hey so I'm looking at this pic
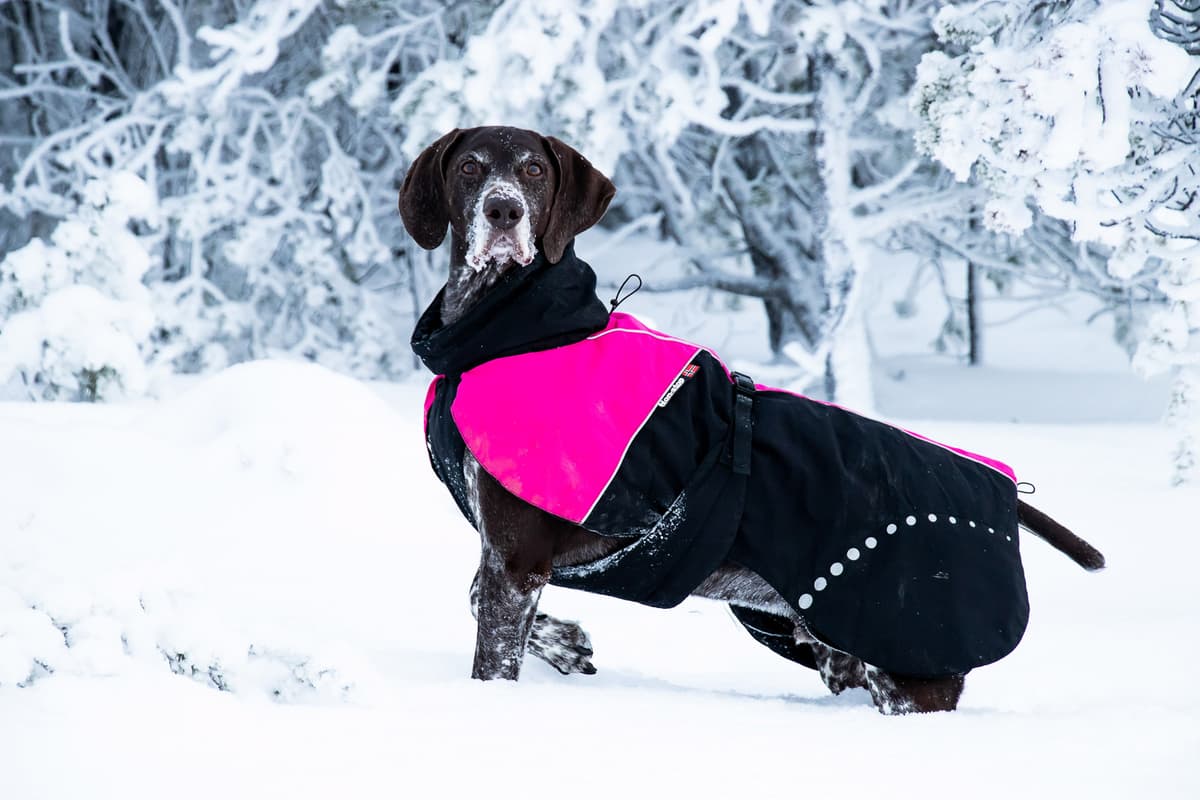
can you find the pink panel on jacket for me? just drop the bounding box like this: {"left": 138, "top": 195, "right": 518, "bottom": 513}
{"left": 451, "top": 313, "right": 701, "bottom": 524}
{"left": 423, "top": 376, "right": 440, "bottom": 434}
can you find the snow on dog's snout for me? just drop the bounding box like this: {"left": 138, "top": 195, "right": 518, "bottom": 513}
{"left": 466, "top": 179, "right": 535, "bottom": 272}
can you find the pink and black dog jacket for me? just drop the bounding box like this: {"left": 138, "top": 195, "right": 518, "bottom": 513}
{"left": 413, "top": 245, "right": 1029, "bottom": 679}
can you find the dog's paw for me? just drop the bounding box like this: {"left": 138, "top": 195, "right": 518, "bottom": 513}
{"left": 528, "top": 612, "right": 596, "bottom": 676}
{"left": 811, "top": 643, "right": 868, "bottom": 695}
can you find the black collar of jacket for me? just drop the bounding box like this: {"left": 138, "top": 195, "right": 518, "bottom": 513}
{"left": 411, "top": 242, "right": 611, "bottom": 376}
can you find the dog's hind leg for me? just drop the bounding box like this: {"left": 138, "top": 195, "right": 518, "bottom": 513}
{"left": 808, "top": 640, "right": 868, "bottom": 695}
{"left": 864, "top": 667, "right": 965, "bottom": 715}
{"left": 469, "top": 570, "right": 595, "bottom": 675}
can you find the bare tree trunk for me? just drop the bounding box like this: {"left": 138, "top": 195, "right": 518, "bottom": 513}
{"left": 967, "top": 259, "right": 982, "bottom": 366}
{"left": 725, "top": 130, "right": 823, "bottom": 361}
{"left": 815, "top": 57, "right": 873, "bottom": 411}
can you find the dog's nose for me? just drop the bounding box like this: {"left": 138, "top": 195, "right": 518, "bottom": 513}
{"left": 483, "top": 194, "right": 524, "bottom": 230}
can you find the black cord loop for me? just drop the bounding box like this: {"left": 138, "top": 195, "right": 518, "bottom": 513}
{"left": 609, "top": 273, "right": 643, "bottom": 313}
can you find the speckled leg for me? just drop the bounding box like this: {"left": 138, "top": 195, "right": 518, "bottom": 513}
{"left": 471, "top": 543, "right": 544, "bottom": 681}
{"left": 470, "top": 570, "right": 595, "bottom": 675}
{"left": 865, "top": 666, "right": 965, "bottom": 714}
{"left": 809, "top": 640, "right": 868, "bottom": 695}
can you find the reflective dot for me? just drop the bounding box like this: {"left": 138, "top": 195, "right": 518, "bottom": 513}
{"left": 830, "top": 562, "right": 844, "bottom": 576}
{"left": 928, "top": 513, "right": 938, "bottom": 523}
{"left": 865, "top": 537, "right": 878, "bottom": 549}
{"left": 847, "top": 548, "right": 861, "bottom": 561}
{"left": 949, "top": 516, "right": 957, "bottom": 524}
{"left": 989, "top": 527, "right": 995, "bottom": 533}
{"left": 798, "top": 593, "right": 814, "bottom": 609}
{"left": 905, "top": 515, "right": 917, "bottom": 526}
{"left": 969, "top": 521, "right": 977, "bottom": 528}
{"left": 886, "top": 524, "right": 898, "bottom": 535}
{"left": 1006, "top": 535, "right": 1012, "bottom": 542}
{"left": 814, "top": 577, "right": 828, "bottom": 591}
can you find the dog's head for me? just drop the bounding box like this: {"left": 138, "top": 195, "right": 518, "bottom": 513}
{"left": 398, "top": 126, "right": 615, "bottom": 271}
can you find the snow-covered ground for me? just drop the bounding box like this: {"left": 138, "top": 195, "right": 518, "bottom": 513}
{"left": 0, "top": 352, "right": 1196, "bottom": 798}
{"left": 0, "top": 240, "right": 1195, "bottom": 798}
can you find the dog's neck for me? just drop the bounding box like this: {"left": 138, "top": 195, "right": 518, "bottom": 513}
{"left": 442, "top": 236, "right": 519, "bottom": 326}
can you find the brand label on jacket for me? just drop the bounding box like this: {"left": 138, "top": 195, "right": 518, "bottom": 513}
{"left": 657, "top": 363, "right": 699, "bottom": 408}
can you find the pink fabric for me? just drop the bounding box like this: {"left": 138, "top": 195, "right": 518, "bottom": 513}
{"left": 432, "top": 312, "right": 1015, "bottom": 523}
{"left": 422, "top": 376, "right": 440, "bottom": 434}
{"left": 450, "top": 313, "right": 701, "bottom": 523}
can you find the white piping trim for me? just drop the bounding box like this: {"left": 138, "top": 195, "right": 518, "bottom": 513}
{"left": 580, "top": 348, "right": 703, "bottom": 523}
{"left": 586, "top": 327, "right": 702, "bottom": 348}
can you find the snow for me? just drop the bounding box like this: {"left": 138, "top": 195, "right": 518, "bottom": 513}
{"left": 914, "top": 0, "right": 1200, "bottom": 483}
{"left": 0, "top": 351, "right": 1196, "bottom": 797}
{"left": 0, "top": 172, "right": 159, "bottom": 400}
{"left": 466, "top": 178, "right": 535, "bottom": 271}
{"left": 1, "top": 1, "right": 1196, "bottom": 789}
{"left": 916, "top": 0, "right": 1200, "bottom": 238}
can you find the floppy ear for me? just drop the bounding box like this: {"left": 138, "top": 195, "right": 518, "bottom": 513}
{"left": 398, "top": 128, "right": 464, "bottom": 250}
{"left": 540, "top": 136, "right": 616, "bottom": 264}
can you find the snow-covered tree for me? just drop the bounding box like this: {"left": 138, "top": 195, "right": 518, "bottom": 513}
{"left": 0, "top": 0, "right": 483, "bottom": 394}
{"left": 0, "top": 173, "right": 158, "bottom": 400}
{"left": 396, "top": 0, "right": 986, "bottom": 408}
{"left": 914, "top": 0, "right": 1200, "bottom": 483}
{"left": 4, "top": 0, "right": 1197, "bottom": 487}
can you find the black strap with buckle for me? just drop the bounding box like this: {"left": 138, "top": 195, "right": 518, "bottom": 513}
{"left": 729, "top": 371, "right": 756, "bottom": 476}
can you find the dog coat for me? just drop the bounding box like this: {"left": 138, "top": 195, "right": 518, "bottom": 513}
{"left": 413, "top": 246, "right": 1029, "bottom": 679}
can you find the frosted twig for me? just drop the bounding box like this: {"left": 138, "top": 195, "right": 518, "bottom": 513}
{"left": 685, "top": 111, "right": 816, "bottom": 136}
{"left": 587, "top": 213, "right": 664, "bottom": 258}
{"left": 720, "top": 78, "right": 815, "bottom": 106}
{"left": 850, "top": 158, "right": 922, "bottom": 208}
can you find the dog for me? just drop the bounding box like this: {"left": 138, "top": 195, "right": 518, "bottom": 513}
{"left": 399, "top": 125, "right": 1105, "bottom": 714}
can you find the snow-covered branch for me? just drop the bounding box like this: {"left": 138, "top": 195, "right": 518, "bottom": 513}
{"left": 915, "top": 0, "right": 1200, "bottom": 483}
{"left": 0, "top": 0, "right": 463, "bottom": 396}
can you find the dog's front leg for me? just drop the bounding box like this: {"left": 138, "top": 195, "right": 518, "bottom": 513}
{"left": 471, "top": 538, "right": 550, "bottom": 680}
{"left": 467, "top": 455, "right": 557, "bottom": 681}
{"left": 470, "top": 570, "right": 596, "bottom": 676}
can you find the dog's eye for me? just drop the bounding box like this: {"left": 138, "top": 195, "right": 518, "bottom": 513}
{"left": 460, "top": 160, "right": 479, "bottom": 176}
{"left": 526, "top": 162, "right": 544, "bottom": 177}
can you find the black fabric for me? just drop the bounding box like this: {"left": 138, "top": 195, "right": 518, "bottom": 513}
{"left": 411, "top": 243, "right": 609, "bottom": 377}
{"left": 551, "top": 442, "right": 747, "bottom": 608}
{"left": 733, "top": 391, "right": 1027, "bottom": 677}
{"left": 424, "top": 376, "right": 475, "bottom": 527}
{"left": 417, "top": 251, "right": 1030, "bottom": 679}
{"left": 584, "top": 350, "right": 733, "bottom": 535}
{"left": 728, "top": 606, "right": 818, "bottom": 670}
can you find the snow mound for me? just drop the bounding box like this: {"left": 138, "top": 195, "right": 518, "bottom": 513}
{"left": 0, "top": 359, "right": 421, "bottom": 702}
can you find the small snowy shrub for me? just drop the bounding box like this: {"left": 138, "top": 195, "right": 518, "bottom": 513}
{"left": 1, "top": 0, "right": 466, "bottom": 392}
{"left": 0, "top": 173, "right": 158, "bottom": 401}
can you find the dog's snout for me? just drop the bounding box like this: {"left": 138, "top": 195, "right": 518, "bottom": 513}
{"left": 483, "top": 194, "right": 524, "bottom": 230}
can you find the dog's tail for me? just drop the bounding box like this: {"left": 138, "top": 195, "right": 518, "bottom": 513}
{"left": 1017, "top": 499, "right": 1105, "bottom": 572}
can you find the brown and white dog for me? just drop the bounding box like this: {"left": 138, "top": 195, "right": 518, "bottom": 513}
{"left": 399, "top": 125, "right": 1104, "bottom": 714}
